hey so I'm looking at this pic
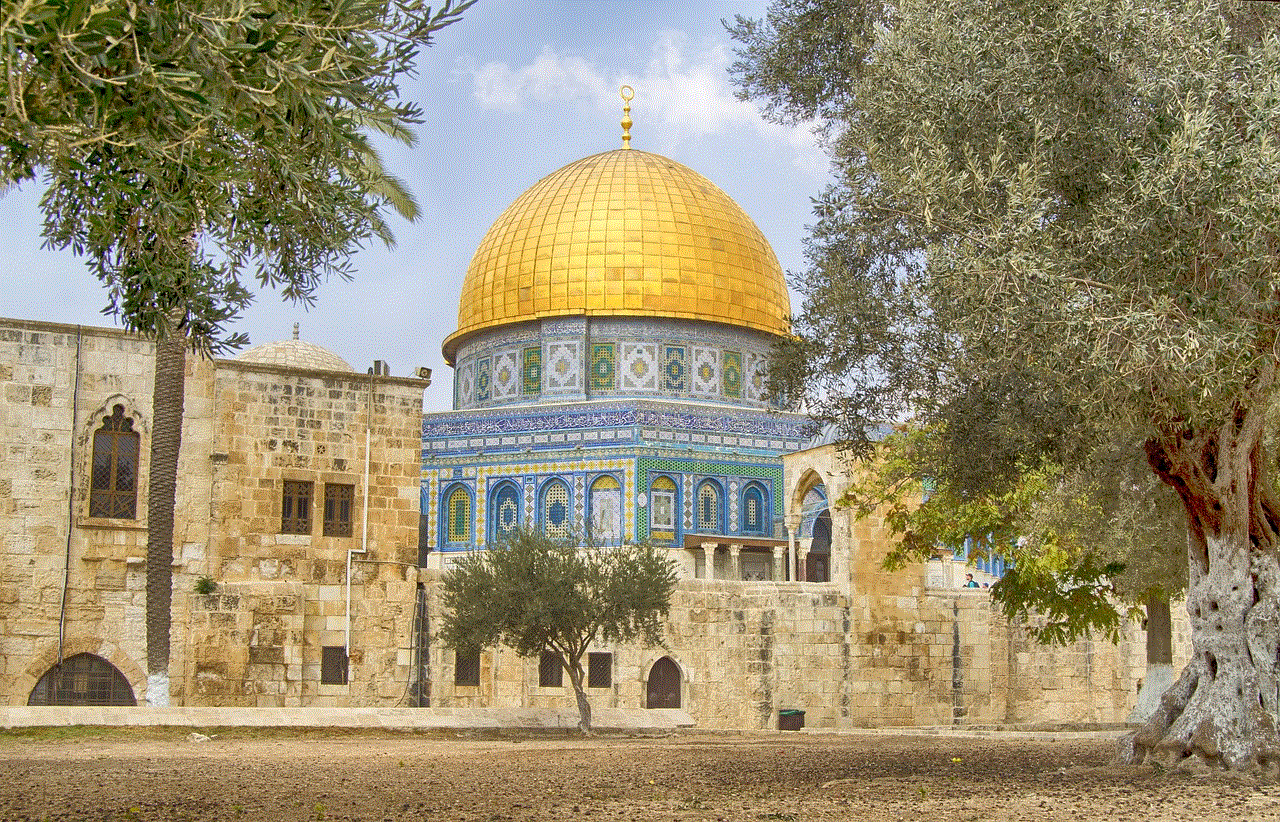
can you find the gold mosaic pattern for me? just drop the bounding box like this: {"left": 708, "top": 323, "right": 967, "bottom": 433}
{"left": 444, "top": 149, "right": 790, "bottom": 363}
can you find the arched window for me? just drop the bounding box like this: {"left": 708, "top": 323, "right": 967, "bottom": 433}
{"left": 807, "top": 509, "right": 832, "bottom": 583}
{"left": 489, "top": 481, "right": 521, "bottom": 544}
{"left": 28, "top": 654, "right": 136, "bottom": 706}
{"left": 649, "top": 476, "right": 678, "bottom": 544}
{"left": 90, "top": 405, "right": 139, "bottom": 519}
{"left": 741, "top": 482, "right": 767, "bottom": 536}
{"left": 696, "top": 480, "right": 723, "bottom": 534}
{"left": 443, "top": 484, "right": 472, "bottom": 547}
{"left": 540, "top": 479, "right": 571, "bottom": 541}
{"left": 589, "top": 475, "right": 622, "bottom": 544}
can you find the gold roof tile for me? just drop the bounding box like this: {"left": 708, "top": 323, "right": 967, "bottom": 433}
{"left": 443, "top": 149, "right": 790, "bottom": 364}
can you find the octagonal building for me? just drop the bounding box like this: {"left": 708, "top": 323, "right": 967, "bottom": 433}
{"left": 421, "top": 116, "right": 816, "bottom": 583}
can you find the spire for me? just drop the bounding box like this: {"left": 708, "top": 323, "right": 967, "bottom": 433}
{"left": 620, "top": 85, "right": 634, "bottom": 149}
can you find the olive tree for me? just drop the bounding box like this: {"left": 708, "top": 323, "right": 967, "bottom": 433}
{"left": 732, "top": 0, "right": 1280, "bottom": 769}
{"left": 438, "top": 528, "right": 679, "bottom": 732}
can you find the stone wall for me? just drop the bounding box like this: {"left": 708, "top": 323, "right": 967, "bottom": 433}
{"left": 0, "top": 318, "right": 427, "bottom": 708}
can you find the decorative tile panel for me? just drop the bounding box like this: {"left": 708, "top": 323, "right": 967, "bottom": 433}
{"left": 745, "top": 351, "right": 767, "bottom": 402}
{"left": 545, "top": 341, "right": 581, "bottom": 391}
{"left": 492, "top": 351, "right": 518, "bottom": 399}
{"left": 590, "top": 342, "right": 616, "bottom": 391}
{"left": 723, "top": 350, "right": 742, "bottom": 399}
{"left": 662, "top": 345, "right": 687, "bottom": 393}
{"left": 457, "top": 360, "right": 475, "bottom": 409}
{"left": 690, "top": 346, "right": 718, "bottom": 396}
{"left": 475, "top": 357, "right": 491, "bottom": 403}
{"left": 522, "top": 346, "right": 542, "bottom": 395}
{"left": 621, "top": 343, "right": 658, "bottom": 392}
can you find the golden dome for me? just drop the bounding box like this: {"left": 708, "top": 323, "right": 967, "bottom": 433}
{"left": 443, "top": 149, "right": 789, "bottom": 364}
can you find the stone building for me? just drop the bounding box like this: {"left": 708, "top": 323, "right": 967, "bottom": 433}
{"left": 0, "top": 108, "right": 1180, "bottom": 727}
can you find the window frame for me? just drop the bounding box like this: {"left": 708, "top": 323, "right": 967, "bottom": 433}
{"left": 322, "top": 483, "right": 354, "bottom": 537}
{"left": 588, "top": 652, "right": 613, "bottom": 689}
{"left": 488, "top": 479, "right": 522, "bottom": 544}
{"left": 538, "top": 650, "right": 563, "bottom": 688}
{"left": 88, "top": 404, "right": 140, "bottom": 520}
{"left": 588, "top": 474, "right": 622, "bottom": 544}
{"left": 454, "top": 647, "right": 480, "bottom": 687}
{"left": 649, "top": 475, "right": 678, "bottom": 544}
{"left": 281, "top": 479, "right": 315, "bottom": 535}
{"left": 695, "top": 479, "right": 724, "bottom": 534}
{"left": 741, "top": 482, "right": 769, "bottom": 536}
{"left": 442, "top": 483, "right": 473, "bottom": 547}
{"left": 320, "top": 645, "right": 349, "bottom": 685}
{"left": 539, "top": 478, "right": 572, "bottom": 541}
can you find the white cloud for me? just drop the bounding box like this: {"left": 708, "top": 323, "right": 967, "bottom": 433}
{"left": 461, "top": 31, "right": 827, "bottom": 180}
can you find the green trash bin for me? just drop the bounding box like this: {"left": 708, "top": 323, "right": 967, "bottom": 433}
{"left": 778, "top": 709, "right": 805, "bottom": 731}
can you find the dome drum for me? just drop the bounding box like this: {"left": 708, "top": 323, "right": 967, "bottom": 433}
{"left": 451, "top": 316, "right": 781, "bottom": 411}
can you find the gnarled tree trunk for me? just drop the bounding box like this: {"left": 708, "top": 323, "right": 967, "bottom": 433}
{"left": 1120, "top": 402, "right": 1280, "bottom": 771}
{"left": 567, "top": 658, "right": 593, "bottom": 734}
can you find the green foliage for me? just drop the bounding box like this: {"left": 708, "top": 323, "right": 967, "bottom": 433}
{"left": 2, "top": 0, "right": 473, "bottom": 351}
{"left": 439, "top": 529, "right": 678, "bottom": 659}
{"left": 193, "top": 575, "right": 217, "bottom": 595}
{"left": 732, "top": 0, "right": 1280, "bottom": 642}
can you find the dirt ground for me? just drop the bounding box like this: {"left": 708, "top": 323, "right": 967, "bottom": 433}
{"left": 2, "top": 727, "right": 1278, "bottom": 822}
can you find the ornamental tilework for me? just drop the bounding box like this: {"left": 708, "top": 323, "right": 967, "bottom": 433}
{"left": 633, "top": 457, "right": 782, "bottom": 543}
{"left": 545, "top": 341, "right": 581, "bottom": 391}
{"left": 522, "top": 346, "right": 542, "bottom": 395}
{"left": 723, "top": 350, "right": 742, "bottom": 398}
{"left": 691, "top": 346, "right": 718, "bottom": 396}
{"left": 745, "top": 351, "right": 767, "bottom": 402}
{"left": 458, "top": 361, "right": 475, "bottom": 409}
{"left": 662, "top": 345, "right": 687, "bottom": 393}
{"left": 476, "top": 357, "right": 492, "bottom": 402}
{"left": 573, "top": 474, "right": 586, "bottom": 523}
{"left": 492, "top": 351, "right": 518, "bottom": 399}
{"left": 621, "top": 343, "right": 659, "bottom": 391}
{"left": 590, "top": 343, "right": 616, "bottom": 391}
{"left": 682, "top": 473, "right": 693, "bottom": 530}
{"left": 728, "top": 479, "right": 740, "bottom": 533}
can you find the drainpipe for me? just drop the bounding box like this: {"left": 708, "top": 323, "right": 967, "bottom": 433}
{"left": 347, "top": 365, "right": 376, "bottom": 679}
{"left": 58, "top": 327, "right": 84, "bottom": 666}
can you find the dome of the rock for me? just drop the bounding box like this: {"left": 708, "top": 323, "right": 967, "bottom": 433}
{"left": 442, "top": 148, "right": 789, "bottom": 365}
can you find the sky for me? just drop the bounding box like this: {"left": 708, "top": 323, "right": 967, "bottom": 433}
{"left": 0, "top": 0, "right": 829, "bottom": 413}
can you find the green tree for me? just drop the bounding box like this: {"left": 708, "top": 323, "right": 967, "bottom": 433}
{"left": 3, "top": 0, "right": 471, "bottom": 703}
{"left": 731, "top": 0, "right": 1280, "bottom": 769}
{"left": 438, "top": 528, "right": 679, "bottom": 732}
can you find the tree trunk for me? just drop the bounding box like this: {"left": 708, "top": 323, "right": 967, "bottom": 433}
{"left": 567, "top": 659, "right": 593, "bottom": 733}
{"left": 1120, "top": 407, "right": 1280, "bottom": 771}
{"left": 145, "top": 332, "right": 186, "bottom": 707}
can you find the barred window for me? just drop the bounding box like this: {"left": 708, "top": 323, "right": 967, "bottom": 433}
{"left": 454, "top": 647, "right": 480, "bottom": 686}
{"left": 89, "top": 405, "right": 139, "bottom": 519}
{"left": 742, "top": 484, "right": 767, "bottom": 535}
{"left": 697, "top": 481, "right": 722, "bottom": 533}
{"left": 281, "top": 480, "right": 314, "bottom": 534}
{"left": 27, "top": 654, "right": 136, "bottom": 706}
{"left": 323, "top": 483, "right": 354, "bottom": 537}
{"left": 588, "top": 652, "right": 613, "bottom": 689}
{"left": 650, "top": 476, "right": 677, "bottom": 543}
{"left": 539, "top": 650, "right": 563, "bottom": 688}
{"left": 321, "top": 646, "right": 348, "bottom": 685}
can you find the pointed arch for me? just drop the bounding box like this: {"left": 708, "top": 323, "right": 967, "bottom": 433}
{"left": 488, "top": 479, "right": 522, "bottom": 544}
{"left": 645, "top": 655, "right": 683, "bottom": 709}
{"left": 539, "top": 477, "right": 572, "bottom": 541}
{"left": 442, "top": 483, "right": 473, "bottom": 547}
{"left": 741, "top": 481, "right": 769, "bottom": 536}
{"left": 648, "top": 475, "right": 679, "bottom": 545}
{"left": 695, "top": 479, "right": 724, "bottom": 534}
{"left": 588, "top": 474, "right": 622, "bottom": 544}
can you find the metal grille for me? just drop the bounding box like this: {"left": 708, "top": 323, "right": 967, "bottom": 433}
{"left": 27, "top": 654, "right": 136, "bottom": 706}
{"left": 539, "top": 651, "right": 563, "bottom": 688}
{"left": 743, "top": 485, "right": 765, "bottom": 534}
{"left": 454, "top": 648, "right": 480, "bottom": 686}
{"left": 541, "top": 481, "right": 570, "bottom": 540}
{"left": 446, "top": 485, "right": 470, "bottom": 544}
{"left": 88, "top": 405, "right": 138, "bottom": 519}
{"left": 588, "top": 652, "right": 612, "bottom": 689}
{"left": 323, "top": 483, "right": 354, "bottom": 537}
{"left": 281, "top": 480, "right": 313, "bottom": 534}
{"left": 492, "top": 482, "right": 521, "bottom": 541}
{"left": 698, "top": 482, "right": 720, "bottom": 532}
{"left": 321, "top": 646, "right": 348, "bottom": 685}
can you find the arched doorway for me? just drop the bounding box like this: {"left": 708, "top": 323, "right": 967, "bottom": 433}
{"left": 27, "top": 653, "right": 137, "bottom": 706}
{"left": 645, "top": 656, "right": 681, "bottom": 708}
{"left": 806, "top": 508, "right": 832, "bottom": 582}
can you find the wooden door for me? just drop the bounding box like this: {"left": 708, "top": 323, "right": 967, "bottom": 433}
{"left": 645, "top": 656, "right": 681, "bottom": 708}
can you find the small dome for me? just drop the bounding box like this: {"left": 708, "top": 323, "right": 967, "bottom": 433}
{"left": 235, "top": 334, "right": 354, "bottom": 373}
{"left": 443, "top": 148, "right": 790, "bottom": 365}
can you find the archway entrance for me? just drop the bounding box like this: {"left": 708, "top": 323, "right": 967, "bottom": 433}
{"left": 645, "top": 656, "right": 681, "bottom": 708}
{"left": 806, "top": 509, "right": 832, "bottom": 582}
{"left": 27, "top": 653, "right": 137, "bottom": 706}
